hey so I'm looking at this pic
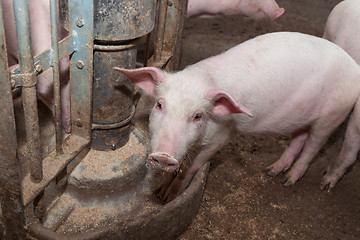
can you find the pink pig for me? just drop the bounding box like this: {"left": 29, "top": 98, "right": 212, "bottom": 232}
{"left": 187, "top": 0, "right": 285, "bottom": 20}
{"left": 2, "top": 0, "right": 70, "bottom": 132}
{"left": 116, "top": 32, "right": 360, "bottom": 202}
{"left": 323, "top": 0, "right": 360, "bottom": 64}
{"left": 322, "top": 0, "right": 360, "bottom": 188}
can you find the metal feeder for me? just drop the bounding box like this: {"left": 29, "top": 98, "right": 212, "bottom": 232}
{"left": 0, "top": 0, "right": 208, "bottom": 239}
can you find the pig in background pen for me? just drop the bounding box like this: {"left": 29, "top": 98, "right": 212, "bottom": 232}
{"left": 186, "top": 0, "right": 285, "bottom": 20}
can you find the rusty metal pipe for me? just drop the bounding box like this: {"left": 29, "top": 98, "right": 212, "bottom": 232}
{"left": 0, "top": 2, "right": 26, "bottom": 237}
{"left": 13, "top": 0, "right": 42, "bottom": 182}
{"left": 50, "top": 0, "right": 63, "bottom": 154}
{"left": 154, "top": 0, "right": 168, "bottom": 62}
{"left": 144, "top": 33, "right": 151, "bottom": 67}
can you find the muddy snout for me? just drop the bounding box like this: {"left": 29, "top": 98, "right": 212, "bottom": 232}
{"left": 148, "top": 152, "right": 180, "bottom": 172}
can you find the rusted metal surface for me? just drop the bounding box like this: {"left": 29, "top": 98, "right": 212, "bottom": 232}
{"left": 21, "top": 135, "right": 89, "bottom": 207}
{"left": 154, "top": 0, "right": 168, "bottom": 62}
{"left": 91, "top": 0, "right": 155, "bottom": 151}
{"left": 19, "top": 0, "right": 94, "bottom": 207}
{"left": 68, "top": 0, "right": 94, "bottom": 141}
{"left": 0, "top": 1, "right": 26, "bottom": 238}
{"left": 13, "top": 0, "right": 43, "bottom": 182}
{"left": 163, "top": 0, "right": 188, "bottom": 70}
{"left": 10, "top": 36, "right": 73, "bottom": 89}
{"left": 92, "top": 46, "right": 136, "bottom": 150}
{"left": 149, "top": 0, "right": 188, "bottom": 70}
{"left": 60, "top": 0, "right": 156, "bottom": 41}
{"left": 1, "top": 0, "right": 197, "bottom": 239}
{"left": 94, "top": 0, "right": 156, "bottom": 41}
{"left": 50, "top": 0, "right": 63, "bottom": 154}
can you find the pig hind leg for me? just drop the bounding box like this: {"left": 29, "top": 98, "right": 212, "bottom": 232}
{"left": 321, "top": 101, "right": 360, "bottom": 191}
{"left": 267, "top": 131, "right": 308, "bottom": 176}
{"left": 36, "top": 58, "right": 71, "bottom": 133}
{"left": 283, "top": 119, "right": 344, "bottom": 186}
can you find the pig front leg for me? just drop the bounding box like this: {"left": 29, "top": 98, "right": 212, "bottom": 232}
{"left": 321, "top": 102, "right": 360, "bottom": 191}
{"left": 156, "top": 129, "right": 231, "bottom": 203}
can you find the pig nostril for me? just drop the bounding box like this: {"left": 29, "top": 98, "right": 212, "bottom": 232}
{"left": 149, "top": 157, "right": 159, "bottom": 164}
{"left": 148, "top": 153, "right": 179, "bottom": 172}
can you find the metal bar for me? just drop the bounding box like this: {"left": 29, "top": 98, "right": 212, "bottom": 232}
{"left": 22, "top": 135, "right": 89, "bottom": 207}
{"left": 92, "top": 105, "right": 136, "bottom": 130}
{"left": 93, "top": 43, "right": 136, "bottom": 51}
{"left": 11, "top": 36, "right": 73, "bottom": 89}
{"left": 154, "top": 0, "right": 168, "bottom": 62}
{"left": 0, "top": 2, "right": 26, "bottom": 238}
{"left": 13, "top": 0, "right": 42, "bottom": 182}
{"left": 163, "top": 0, "right": 188, "bottom": 70}
{"left": 50, "top": 0, "right": 63, "bottom": 154}
{"left": 68, "top": 0, "right": 94, "bottom": 140}
{"left": 144, "top": 33, "right": 151, "bottom": 67}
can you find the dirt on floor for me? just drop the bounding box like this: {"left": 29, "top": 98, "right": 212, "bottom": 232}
{"left": 177, "top": 0, "right": 360, "bottom": 239}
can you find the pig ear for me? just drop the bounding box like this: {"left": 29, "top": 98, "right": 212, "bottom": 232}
{"left": 207, "top": 90, "right": 254, "bottom": 117}
{"left": 273, "top": 8, "right": 285, "bottom": 20}
{"left": 114, "top": 67, "right": 165, "bottom": 96}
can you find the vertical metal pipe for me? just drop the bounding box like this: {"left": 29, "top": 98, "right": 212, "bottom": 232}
{"left": 154, "top": 0, "right": 167, "bottom": 62}
{"left": 13, "top": 0, "right": 42, "bottom": 182}
{"left": 163, "top": 0, "right": 188, "bottom": 71}
{"left": 0, "top": 2, "right": 26, "bottom": 238}
{"left": 144, "top": 33, "right": 151, "bottom": 67}
{"left": 50, "top": 0, "right": 63, "bottom": 154}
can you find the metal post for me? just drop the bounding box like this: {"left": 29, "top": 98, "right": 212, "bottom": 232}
{"left": 68, "top": 0, "right": 94, "bottom": 141}
{"left": 50, "top": 0, "right": 63, "bottom": 154}
{"left": 154, "top": 0, "right": 168, "bottom": 62}
{"left": 0, "top": 2, "right": 26, "bottom": 238}
{"left": 163, "top": 0, "right": 188, "bottom": 71}
{"left": 91, "top": 0, "right": 155, "bottom": 151}
{"left": 13, "top": 0, "right": 42, "bottom": 182}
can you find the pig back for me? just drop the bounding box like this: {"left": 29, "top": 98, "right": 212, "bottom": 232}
{"left": 199, "top": 32, "right": 360, "bottom": 134}
{"left": 323, "top": 0, "right": 360, "bottom": 64}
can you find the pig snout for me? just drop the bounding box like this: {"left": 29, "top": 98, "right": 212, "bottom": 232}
{"left": 148, "top": 152, "right": 180, "bottom": 172}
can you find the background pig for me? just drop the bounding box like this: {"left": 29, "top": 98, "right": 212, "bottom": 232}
{"left": 2, "top": 0, "right": 70, "bottom": 132}
{"left": 322, "top": 0, "right": 360, "bottom": 189}
{"left": 117, "top": 32, "right": 360, "bottom": 202}
{"left": 187, "top": 0, "right": 285, "bottom": 20}
{"left": 323, "top": 0, "right": 360, "bottom": 64}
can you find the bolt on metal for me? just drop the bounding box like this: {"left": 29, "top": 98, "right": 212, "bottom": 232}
{"left": 76, "top": 60, "right": 84, "bottom": 69}
{"left": 76, "top": 17, "right": 84, "bottom": 28}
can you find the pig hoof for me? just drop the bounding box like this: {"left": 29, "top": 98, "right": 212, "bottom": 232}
{"left": 320, "top": 174, "right": 340, "bottom": 192}
{"left": 267, "top": 169, "right": 280, "bottom": 177}
{"left": 319, "top": 182, "right": 333, "bottom": 193}
{"left": 266, "top": 162, "right": 291, "bottom": 177}
{"left": 283, "top": 178, "right": 295, "bottom": 187}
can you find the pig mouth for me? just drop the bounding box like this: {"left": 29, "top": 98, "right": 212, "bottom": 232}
{"left": 148, "top": 152, "right": 180, "bottom": 172}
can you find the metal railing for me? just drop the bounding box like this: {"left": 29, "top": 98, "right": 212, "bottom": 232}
{"left": 0, "top": 0, "right": 187, "bottom": 239}
{"left": 0, "top": 0, "right": 93, "bottom": 238}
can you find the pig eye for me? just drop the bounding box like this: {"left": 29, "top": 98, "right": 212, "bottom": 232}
{"left": 193, "top": 113, "right": 202, "bottom": 122}
{"left": 155, "top": 101, "right": 162, "bottom": 110}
